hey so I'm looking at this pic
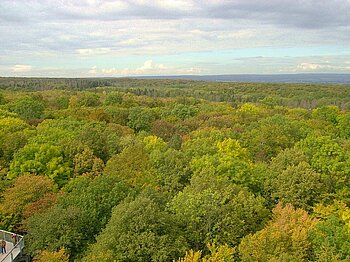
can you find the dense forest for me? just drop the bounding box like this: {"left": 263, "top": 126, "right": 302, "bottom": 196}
{"left": 0, "top": 77, "right": 350, "bottom": 261}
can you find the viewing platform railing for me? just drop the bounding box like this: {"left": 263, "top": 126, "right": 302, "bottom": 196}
{"left": 0, "top": 230, "right": 24, "bottom": 262}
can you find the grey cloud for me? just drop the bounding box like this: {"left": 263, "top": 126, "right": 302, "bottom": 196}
{"left": 2, "top": 0, "right": 350, "bottom": 29}
{"left": 1, "top": 0, "right": 350, "bottom": 75}
{"left": 205, "top": 0, "right": 350, "bottom": 29}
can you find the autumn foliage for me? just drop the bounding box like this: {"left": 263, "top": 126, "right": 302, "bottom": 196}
{"left": 0, "top": 78, "right": 350, "bottom": 261}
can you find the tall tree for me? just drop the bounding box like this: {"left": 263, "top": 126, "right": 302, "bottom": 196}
{"left": 239, "top": 203, "right": 318, "bottom": 261}
{"left": 83, "top": 196, "right": 187, "bottom": 262}
{"left": 26, "top": 175, "right": 130, "bottom": 259}
{"left": 169, "top": 171, "right": 269, "bottom": 251}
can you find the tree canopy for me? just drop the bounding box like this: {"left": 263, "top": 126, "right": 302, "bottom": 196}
{"left": 0, "top": 78, "right": 350, "bottom": 261}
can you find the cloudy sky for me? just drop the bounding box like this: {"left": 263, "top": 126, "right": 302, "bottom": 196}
{"left": 1, "top": 0, "right": 350, "bottom": 77}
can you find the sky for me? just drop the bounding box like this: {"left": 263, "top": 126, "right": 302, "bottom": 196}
{"left": 1, "top": 0, "right": 350, "bottom": 77}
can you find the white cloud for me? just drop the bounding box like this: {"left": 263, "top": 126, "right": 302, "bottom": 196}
{"left": 297, "top": 63, "right": 325, "bottom": 70}
{"left": 295, "top": 61, "right": 350, "bottom": 72}
{"left": 12, "top": 64, "right": 32, "bottom": 72}
{"left": 76, "top": 48, "right": 111, "bottom": 56}
{"left": 154, "top": 0, "right": 196, "bottom": 11}
{"left": 88, "top": 60, "right": 202, "bottom": 76}
{"left": 136, "top": 60, "right": 167, "bottom": 71}
{"left": 88, "top": 65, "right": 98, "bottom": 74}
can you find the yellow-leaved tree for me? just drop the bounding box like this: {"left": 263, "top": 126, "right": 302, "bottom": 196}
{"left": 239, "top": 203, "right": 318, "bottom": 261}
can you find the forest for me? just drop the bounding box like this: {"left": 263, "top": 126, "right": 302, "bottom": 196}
{"left": 0, "top": 77, "right": 350, "bottom": 261}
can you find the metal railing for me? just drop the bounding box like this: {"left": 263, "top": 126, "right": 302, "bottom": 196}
{"left": 0, "top": 230, "right": 24, "bottom": 262}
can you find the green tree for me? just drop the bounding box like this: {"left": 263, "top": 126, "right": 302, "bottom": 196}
{"left": 269, "top": 162, "right": 325, "bottom": 210}
{"left": 76, "top": 92, "right": 101, "bottom": 107}
{"left": 190, "top": 138, "right": 253, "bottom": 188}
{"left": 310, "top": 201, "right": 350, "bottom": 261}
{"left": 164, "top": 103, "right": 198, "bottom": 120}
{"left": 0, "top": 117, "right": 33, "bottom": 166}
{"left": 73, "top": 147, "right": 104, "bottom": 177}
{"left": 0, "top": 117, "right": 30, "bottom": 133}
{"left": 310, "top": 215, "right": 350, "bottom": 261}
{"left": 269, "top": 147, "right": 308, "bottom": 174}
{"left": 83, "top": 196, "right": 187, "bottom": 262}
{"left": 9, "top": 96, "right": 45, "bottom": 120}
{"left": 297, "top": 135, "right": 350, "bottom": 199}
{"left": 104, "top": 142, "right": 159, "bottom": 188}
{"left": 182, "top": 128, "right": 235, "bottom": 160}
{"left": 26, "top": 175, "right": 130, "bottom": 259}
{"left": 242, "top": 115, "right": 308, "bottom": 161}
{"left": 76, "top": 122, "right": 109, "bottom": 161}
{"left": 127, "top": 107, "right": 156, "bottom": 132}
{"left": 55, "top": 96, "right": 70, "bottom": 110}
{"left": 104, "top": 91, "right": 123, "bottom": 105}
{"left": 338, "top": 112, "right": 350, "bottom": 139}
{"left": 311, "top": 105, "right": 340, "bottom": 124}
{"left": 0, "top": 92, "right": 5, "bottom": 105}
{"left": 149, "top": 146, "right": 190, "bottom": 194}
{"left": 9, "top": 143, "right": 72, "bottom": 186}
{"left": 32, "top": 119, "right": 113, "bottom": 162}
{"left": 169, "top": 172, "right": 269, "bottom": 250}
{"left": 104, "top": 123, "right": 133, "bottom": 157}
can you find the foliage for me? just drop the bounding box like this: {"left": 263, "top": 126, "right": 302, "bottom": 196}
{"left": 178, "top": 244, "right": 236, "bottom": 262}
{"left": 0, "top": 79, "right": 350, "bottom": 259}
{"left": 104, "top": 91, "right": 123, "bottom": 105}
{"left": 9, "top": 143, "right": 72, "bottom": 186}
{"left": 128, "top": 107, "right": 156, "bottom": 132}
{"left": 104, "top": 142, "right": 159, "bottom": 187}
{"left": 311, "top": 106, "right": 340, "bottom": 124}
{"left": 163, "top": 103, "right": 198, "bottom": 120}
{"left": 73, "top": 147, "right": 104, "bottom": 177}
{"left": 338, "top": 112, "right": 350, "bottom": 139}
{"left": 34, "top": 248, "right": 69, "bottom": 262}
{"left": 151, "top": 119, "right": 179, "bottom": 141}
{"left": 238, "top": 203, "right": 318, "bottom": 261}
{"left": 83, "top": 196, "right": 187, "bottom": 262}
{"left": 241, "top": 115, "right": 308, "bottom": 161}
{"left": 8, "top": 96, "right": 45, "bottom": 120}
{"left": 311, "top": 201, "right": 350, "bottom": 261}
{"left": 0, "top": 93, "right": 5, "bottom": 105}
{"left": 0, "top": 117, "right": 30, "bottom": 133}
{"left": 26, "top": 175, "right": 130, "bottom": 258}
{"left": 0, "top": 174, "right": 54, "bottom": 215}
{"left": 22, "top": 192, "right": 60, "bottom": 219}
{"left": 310, "top": 215, "right": 350, "bottom": 261}
{"left": 0, "top": 174, "right": 55, "bottom": 231}
{"left": 169, "top": 172, "right": 269, "bottom": 250}
{"left": 190, "top": 138, "right": 254, "bottom": 188}
{"left": 297, "top": 135, "right": 350, "bottom": 199}
{"left": 269, "top": 147, "right": 308, "bottom": 174}
{"left": 0, "top": 116, "right": 33, "bottom": 165}
{"left": 269, "top": 162, "right": 325, "bottom": 210}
